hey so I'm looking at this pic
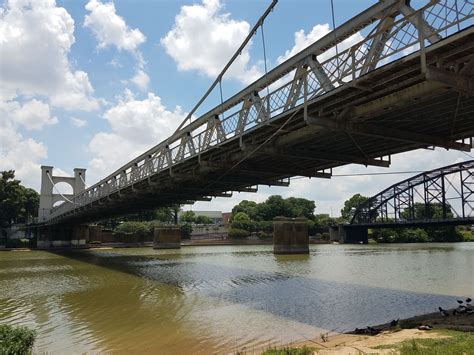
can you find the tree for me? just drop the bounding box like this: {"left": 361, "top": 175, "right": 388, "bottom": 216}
{"left": 170, "top": 204, "right": 181, "bottom": 224}
{"left": 231, "top": 212, "right": 254, "bottom": 231}
{"left": 195, "top": 215, "right": 212, "bottom": 224}
{"left": 180, "top": 210, "right": 196, "bottom": 223}
{"left": 154, "top": 207, "right": 174, "bottom": 224}
{"left": 256, "top": 195, "right": 292, "bottom": 220}
{"left": 0, "top": 170, "right": 39, "bottom": 228}
{"left": 286, "top": 197, "right": 316, "bottom": 219}
{"left": 313, "top": 213, "right": 336, "bottom": 233}
{"left": 401, "top": 202, "right": 454, "bottom": 221}
{"left": 340, "top": 194, "right": 369, "bottom": 221}
{"left": 231, "top": 200, "right": 259, "bottom": 221}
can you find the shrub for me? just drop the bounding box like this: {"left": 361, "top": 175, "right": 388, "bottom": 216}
{"left": 426, "top": 226, "right": 464, "bottom": 242}
{"left": 195, "top": 215, "right": 213, "bottom": 224}
{"left": 321, "top": 232, "right": 330, "bottom": 241}
{"left": 228, "top": 228, "right": 250, "bottom": 239}
{"left": 257, "top": 231, "right": 272, "bottom": 239}
{"left": 373, "top": 228, "right": 429, "bottom": 243}
{"left": 397, "top": 228, "right": 429, "bottom": 243}
{"left": 180, "top": 223, "right": 193, "bottom": 239}
{"left": 115, "top": 221, "right": 150, "bottom": 237}
{"left": 307, "top": 220, "right": 317, "bottom": 236}
{"left": 458, "top": 228, "right": 474, "bottom": 241}
{"left": 4, "top": 239, "right": 34, "bottom": 248}
{"left": 0, "top": 324, "right": 36, "bottom": 355}
{"left": 255, "top": 220, "right": 273, "bottom": 233}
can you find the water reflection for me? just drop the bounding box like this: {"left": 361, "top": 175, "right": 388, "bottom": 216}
{"left": 0, "top": 243, "right": 472, "bottom": 353}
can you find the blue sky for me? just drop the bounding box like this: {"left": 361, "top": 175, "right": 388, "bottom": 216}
{"left": 1, "top": 0, "right": 471, "bottom": 215}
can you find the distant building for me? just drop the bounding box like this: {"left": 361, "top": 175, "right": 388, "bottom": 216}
{"left": 222, "top": 212, "right": 232, "bottom": 227}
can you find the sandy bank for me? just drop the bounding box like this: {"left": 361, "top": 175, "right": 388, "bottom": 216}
{"left": 252, "top": 308, "right": 473, "bottom": 354}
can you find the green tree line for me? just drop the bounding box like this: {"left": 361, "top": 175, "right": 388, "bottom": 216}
{"left": 0, "top": 171, "right": 39, "bottom": 232}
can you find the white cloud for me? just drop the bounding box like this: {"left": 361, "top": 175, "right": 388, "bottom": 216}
{"left": 130, "top": 69, "right": 150, "bottom": 91}
{"left": 70, "top": 117, "right": 87, "bottom": 128}
{"left": 3, "top": 99, "right": 58, "bottom": 130}
{"left": 278, "top": 24, "right": 330, "bottom": 64}
{"left": 278, "top": 23, "right": 364, "bottom": 65}
{"left": 87, "top": 89, "right": 185, "bottom": 181}
{"left": 0, "top": 99, "right": 57, "bottom": 189}
{"left": 161, "top": 0, "right": 262, "bottom": 85}
{"left": 0, "top": 0, "right": 100, "bottom": 111}
{"left": 84, "top": 0, "right": 146, "bottom": 53}
{"left": 0, "top": 120, "right": 47, "bottom": 190}
{"left": 84, "top": 0, "right": 150, "bottom": 93}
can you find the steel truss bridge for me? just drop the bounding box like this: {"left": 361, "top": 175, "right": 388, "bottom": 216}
{"left": 350, "top": 160, "right": 474, "bottom": 228}
{"left": 47, "top": 0, "right": 474, "bottom": 225}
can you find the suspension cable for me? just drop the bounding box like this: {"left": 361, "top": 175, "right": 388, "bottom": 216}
{"left": 261, "top": 22, "right": 271, "bottom": 98}
{"left": 46, "top": 172, "right": 79, "bottom": 205}
{"left": 330, "top": 0, "right": 340, "bottom": 78}
{"left": 79, "top": 173, "right": 88, "bottom": 189}
{"left": 450, "top": 92, "right": 461, "bottom": 138}
{"left": 173, "top": 0, "right": 278, "bottom": 134}
{"left": 219, "top": 79, "right": 225, "bottom": 119}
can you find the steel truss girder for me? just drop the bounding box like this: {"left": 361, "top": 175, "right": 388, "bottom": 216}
{"left": 352, "top": 160, "right": 474, "bottom": 224}
{"left": 241, "top": 144, "right": 391, "bottom": 168}
{"left": 307, "top": 116, "right": 471, "bottom": 152}
{"left": 425, "top": 67, "right": 474, "bottom": 96}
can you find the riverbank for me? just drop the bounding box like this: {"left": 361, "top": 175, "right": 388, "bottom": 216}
{"left": 254, "top": 308, "right": 474, "bottom": 354}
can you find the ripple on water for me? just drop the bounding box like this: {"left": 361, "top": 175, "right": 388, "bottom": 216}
{"left": 1, "top": 244, "right": 472, "bottom": 353}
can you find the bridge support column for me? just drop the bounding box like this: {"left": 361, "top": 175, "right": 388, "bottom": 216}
{"left": 37, "top": 226, "right": 52, "bottom": 249}
{"left": 273, "top": 217, "right": 309, "bottom": 254}
{"left": 153, "top": 226, "right": 181, "bottom": 249}
{"left": 72, "top": 225, "right": 89, "bottom": 246}
{"left": 89, "top": 226, "right": 102, "bottom": 243}
{"left": 344, "top": 226, "right": 368, "bottom": 244}
{"left": 51, "top": 225, "right": 72, "bottom": 248}
{"left": 329, "top": 225, "right": 346, "bottom": 242}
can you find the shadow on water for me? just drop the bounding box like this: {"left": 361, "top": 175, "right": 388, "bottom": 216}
{"left": 51, "top": 248, "right": 462, "bottom": 333}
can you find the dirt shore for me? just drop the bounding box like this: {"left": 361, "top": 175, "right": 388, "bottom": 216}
{"left": 256, "top": 308, "right": 473, "bottom": 354}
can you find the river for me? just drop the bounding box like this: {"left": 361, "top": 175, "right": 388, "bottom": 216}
{"left": 0, "top": 243, "right": 473, "bottom": 353}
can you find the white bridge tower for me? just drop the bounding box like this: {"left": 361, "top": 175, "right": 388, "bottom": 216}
{"left": 38, "top": 166, "right": 86, "bottom": 222}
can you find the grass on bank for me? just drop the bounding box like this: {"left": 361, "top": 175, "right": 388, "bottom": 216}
{"left": 0, "top": 324, "right": 36, "bottom": 355}
{"left": 262, "top": 345, "right": 315, "bottom": 355}
{"left": 372, "top": 329, "right": 474, "bottom": 355}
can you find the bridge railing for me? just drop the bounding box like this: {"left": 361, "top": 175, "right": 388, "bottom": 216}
{"left": 49, "top": 0, "right": 473, "bottom": 222}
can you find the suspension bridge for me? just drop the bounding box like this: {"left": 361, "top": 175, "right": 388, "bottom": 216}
{"left": 38, "top": 0, "right": 473, "bottom": 231}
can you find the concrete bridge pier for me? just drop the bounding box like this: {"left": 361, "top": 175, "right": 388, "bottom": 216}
{"left": 345, "top": 226, "right": 368, "bottom": 244}
{"left": 36, "top": 225, "right": 77, "bottom": 248}
{"left": 329, "top": 225, "right": 345, "bottom": 242}
{"left": 37, "top": 226, "right": 52, "bottom": 249}
{"left": 273, "top": 217, "right": 309, "bottom": 254}
{"left": 71, "top": 225, "right": 89, "bottom": 246}
{"left": 153, "top": 226, "right": 181, "bottom": 249}
{"left": 51, "top": 225, "right": 73, "bottom": 247}
{"left": 330, "top": 225, "right": 368, "bottom": 244}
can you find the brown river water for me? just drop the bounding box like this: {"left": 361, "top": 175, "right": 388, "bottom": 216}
{"left": 0, "top": 243, "right": 473, "bottom": 353}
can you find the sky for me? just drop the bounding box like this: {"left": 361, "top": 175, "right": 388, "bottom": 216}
{"left": 0, "top": 0, "right": 471, "bottom": 217}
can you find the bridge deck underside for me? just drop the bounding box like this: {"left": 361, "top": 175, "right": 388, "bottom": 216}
{"left": 55, "top": 29, "right": 474, "bottom": 225}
